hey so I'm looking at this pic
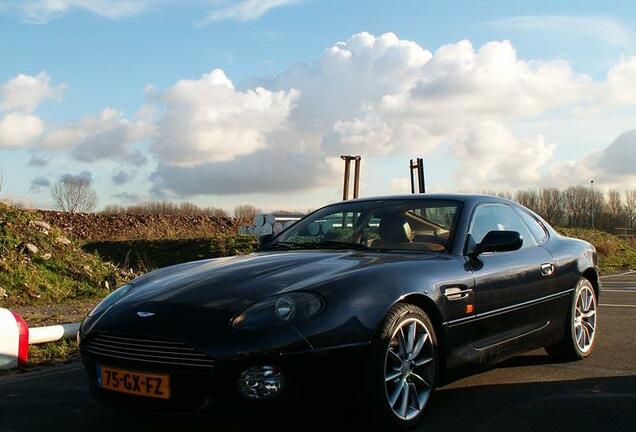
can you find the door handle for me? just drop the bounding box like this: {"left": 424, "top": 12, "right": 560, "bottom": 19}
{"left": 540, "top": 263, "right": 555, "bottom": 277}
{"left": 443, "top": 287, "right": 473, "bottom": 301}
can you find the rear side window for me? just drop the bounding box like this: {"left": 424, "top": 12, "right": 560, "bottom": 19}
{"left": 515, "top": 208, "right": 548, "bottom": 244}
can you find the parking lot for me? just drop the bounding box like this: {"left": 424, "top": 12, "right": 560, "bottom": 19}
{"left": 1, "top": 272, "right": 634, "bottom": 432}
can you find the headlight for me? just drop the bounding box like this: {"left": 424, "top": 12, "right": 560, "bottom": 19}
{"left": 232, "top": 293, "right": 324, "bottom": 329}
{"left": 88, "top": 284, "right": 133, "bottom": 317}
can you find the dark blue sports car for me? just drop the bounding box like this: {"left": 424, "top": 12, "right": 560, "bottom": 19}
{"left": 79, "top": 194, "right": 599, "bottom": 429}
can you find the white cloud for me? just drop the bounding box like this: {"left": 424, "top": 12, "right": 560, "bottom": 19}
{"left": 322, "top": 110, "right": 395, "bottom": 156}
{"left": 486, "top": 15, "right": 634, "bottom": 47}
{"left": 389, "top": 178, "right": 411, "bottom": 194}
{"left": 595, "top": 129, "right": 636, "bottom": 177}
{"left": 450, "top": 122, "right": 555, "bottom": 189}
{"left": 15, "top": 32, "right": 636, "bottom": 198}
{"left": 14, "top": 0, "right": 151, "bottom": 23}
{"left": 0, "top": 112, "right": 44, "bottom": 148}
{"left": 0, "top": 71, "right": 64, "bottom": 149}
{"left": 382, "top": 40, "right": 592, "bottom": 119}
{"left": 261, "top": 32, "right": 432, "bottom": 133}
{"left": 153, "top": 69, "right": 299, "bottom": 165}
{"left": 40, "top": 107, "right": 154, "bottom": 164}
{"left": 602, "top": 55, "right": 636, "bottom": 107}
{"left": 151, "top": 32, "right": 432, "bottom": 195}
{"left": 151, "top": 151, "right": 336, "bottom": 196}
{"left": 545, "top": 130, "right": 636, "bottom": 190}
{"left": 199, "top": 0, "right": 299, "bottom": 24}
{"left": 149, "top": 33, "right": 601, "bottom": 196}
{"left": 0, "top": 72, "right": 65, "bottom": 112}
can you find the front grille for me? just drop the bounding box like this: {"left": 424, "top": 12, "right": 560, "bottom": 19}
{"left": 83, "top": 334, "right": 215, "bottom": 369}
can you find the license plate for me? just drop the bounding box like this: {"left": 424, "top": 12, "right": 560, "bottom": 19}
{"left": 97, "top": 365, "right": 170, "bottom": 399}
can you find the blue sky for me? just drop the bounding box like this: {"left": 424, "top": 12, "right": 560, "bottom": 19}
{"left": 1, "top": 0, "right": 636, "bottom": 211}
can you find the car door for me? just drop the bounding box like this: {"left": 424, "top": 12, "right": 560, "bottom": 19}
{"left": 466, "top": 203, "right": 557, "bottom": 352}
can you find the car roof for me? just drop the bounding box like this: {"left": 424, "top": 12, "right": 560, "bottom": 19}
{"left": 339, "top": 193, "right": 515, "bottom": 206}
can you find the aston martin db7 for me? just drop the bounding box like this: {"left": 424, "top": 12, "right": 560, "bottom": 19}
{"left": 79, "top": 194, "right": 600, "bottom": 429}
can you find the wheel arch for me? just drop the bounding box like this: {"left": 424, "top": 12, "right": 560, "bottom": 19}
{"left": 393, "top": 293, "right": 446, "bottom": 370}
{"left": 582, "top": 267, "right": 600, "bottom": 298}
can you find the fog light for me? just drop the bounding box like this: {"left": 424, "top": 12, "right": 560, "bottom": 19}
{"left": 237, "top": 366, "right": 284, "bottom": 400}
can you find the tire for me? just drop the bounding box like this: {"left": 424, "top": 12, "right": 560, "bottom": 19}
{"left": 367, "top": 304, "right": 439, "bottom": 430}
{"left": 545, "top": 278, "right": 598, "bottom": 361}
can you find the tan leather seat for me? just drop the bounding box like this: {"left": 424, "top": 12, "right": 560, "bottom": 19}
{"left": 371, "top": 214, "right": 413, "bottom": 248}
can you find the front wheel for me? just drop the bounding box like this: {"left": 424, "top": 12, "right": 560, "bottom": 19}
{"left": 368, "top": 304, "right": 438, "bottom": 429}
{"left": 546, "top": 278, "right": 598, "bottom": 361}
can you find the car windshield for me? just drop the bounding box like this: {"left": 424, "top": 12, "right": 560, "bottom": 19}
{"left": 267, "top": 199, "right": 461, "bottom": 253}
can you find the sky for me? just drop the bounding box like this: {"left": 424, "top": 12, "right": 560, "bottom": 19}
{"left": 1, "top": 0, "right": 636, "bottom": 212}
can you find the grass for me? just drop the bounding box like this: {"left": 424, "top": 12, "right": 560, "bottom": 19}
{"left": 28, "top": 339, "right": 79, "bottom": 366}
{"left": 0, "top": 202, "right": 129, "bottom": 307}
{"left": 559, "top": 227, "right": 636, "bottom": 273}
{"left": 15, "top": 298, "right": 98, "bottom": 327}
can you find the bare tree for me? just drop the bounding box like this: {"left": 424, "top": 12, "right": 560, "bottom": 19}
{"left": 590, "top": 188, "right": 605, "bottom": 228}
{"left": 537, "top": 188, "right": 563, "bottom": 226}
{"left": 495, "top": 191, "right": 513, "bottom": 200}
{"left": 606, "top": 190, "right": 623, "bottom": 227}
{"left": 206, "top": 207, "right": 229, "bottom": 218}
{"left": 50, "top": 174, "right": 98, "bottom": 213}
{"left": 234, "top": 204, "right": 260, "bottom": 221}
{"left": 626, "top": 190, "right": 636, "bottom": 229}
{"left": 101, "top": 201, "right": 229, "bottom": 217}
{"left": 514, "top": 189, "right": 540, "bottom": 212}
{"left": 562, "top": 186, "right": 590, "bottom": 227}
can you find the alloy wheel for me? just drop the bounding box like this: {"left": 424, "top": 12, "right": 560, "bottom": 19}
{"left": 384, "top": 318, "right": 435, "bottom": 421}
{"left": 574, "top": 285, "right": 597, "bottom": 353}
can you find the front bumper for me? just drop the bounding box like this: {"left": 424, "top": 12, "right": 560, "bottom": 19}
{"left": 81, "top": 341, "right": 369, "bottom": 413}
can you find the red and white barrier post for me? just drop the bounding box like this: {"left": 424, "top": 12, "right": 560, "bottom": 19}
{"left": 0, "top": 308, "right": 29, "bottom": 369}
{"left": 29, "top": 323, "right": 81, "bottom": 345}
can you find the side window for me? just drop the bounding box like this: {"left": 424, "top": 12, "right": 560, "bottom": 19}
{"left": 515, "top": 208, "right": 548, "bottom": 244}
{"left": 469, "top": 204, "right": 538, "bottom": 250}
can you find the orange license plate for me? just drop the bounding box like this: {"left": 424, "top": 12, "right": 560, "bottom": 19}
{"left": 97, "top": 365, "right": 170, "bottom": 399}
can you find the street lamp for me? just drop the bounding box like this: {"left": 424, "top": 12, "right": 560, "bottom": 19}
{"left": 590, "top": 180, "right": 595, "bottom": 229}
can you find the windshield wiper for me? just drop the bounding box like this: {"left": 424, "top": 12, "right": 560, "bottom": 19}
{"left": 265, "top": 240, "right": 376, "bottom": 252}
{"left": 267, "top": 240, "right": 377, "bottom": 251}
{"left": 262, "top": 241, "right": 304, "bottom": 250}
{"left": 313, "top": 240, "right": 377, "bottom": 251}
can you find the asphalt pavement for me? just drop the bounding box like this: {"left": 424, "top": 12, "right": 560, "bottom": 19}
{"left": 1, "top": 271, "right": 635, "bottom": 432}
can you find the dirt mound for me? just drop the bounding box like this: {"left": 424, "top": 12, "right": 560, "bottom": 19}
{"left": 559, "top": 227, "right": 636, "bottom": 273}
{"left": 0, "top": 203, "right": 130, "bottom": 306}
{"left": 83, "top": 236, "right": 256, "bottom": 273}
{"left": 37, "top": 210, "right": 241, "bottom": 242}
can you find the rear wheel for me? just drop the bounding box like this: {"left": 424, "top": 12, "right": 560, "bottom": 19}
{"left": 368, "top": 304, "right": 438, "bottom": 429}
{"left": 546, "top": 278, "right": 598, "bottom": 361}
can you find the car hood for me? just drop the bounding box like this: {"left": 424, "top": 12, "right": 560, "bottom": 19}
{"left": 110, "top": 250, "right": 440, "bottom": 312}
{"left": 82, "top": 250, "right": 440, "bottom": 355}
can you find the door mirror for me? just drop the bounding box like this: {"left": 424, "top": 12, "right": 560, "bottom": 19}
{"left": 473, "top": 230, "right": 522, "bottom": 255}
{"left": 258, "top": 234, "right": 274, "bottom": 249}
